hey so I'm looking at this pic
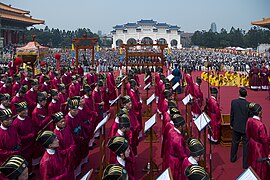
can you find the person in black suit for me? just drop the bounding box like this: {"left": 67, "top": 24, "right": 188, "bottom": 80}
{"left": 230, "top": 87, "right": 250, "bottom": 169}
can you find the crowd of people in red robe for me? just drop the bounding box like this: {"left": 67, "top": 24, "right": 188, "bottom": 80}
{"left": 0, "top": 57, "right": 269, "bottom": 180}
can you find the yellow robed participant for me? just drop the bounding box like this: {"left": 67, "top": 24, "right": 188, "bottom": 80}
{"left": 223, "top": 77, "right": 228, "bottom": 86}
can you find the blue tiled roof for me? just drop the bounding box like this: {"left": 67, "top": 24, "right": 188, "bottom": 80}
{"left": 155, "top": 23, "right": 169, "bottom": 28}
{"left": 125, "top": 23, "right": 138, "bottom": 27}
{"left": 137, "top": 19, "right": 157, "bottom": 24}
{"left": 169, "top": 25, "right": 180, "bottom": 29}
{"left": 113, "top": 25, "right": 124, "bottom": 29}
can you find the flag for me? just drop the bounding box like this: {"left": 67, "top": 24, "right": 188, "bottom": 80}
{"left": 71, "top": 43, "right": 75, "bottom": 50}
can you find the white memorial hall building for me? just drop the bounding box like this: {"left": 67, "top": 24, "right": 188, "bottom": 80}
{"left": 111, "top": 19, "right": 182, "bottom": 48}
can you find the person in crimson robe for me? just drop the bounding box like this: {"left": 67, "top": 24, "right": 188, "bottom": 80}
{"left": 12, "top": 73, "right": 22, "bottom": 97}
{"left": 259, "top": 61, "right": 269, "bottom": 90}
{"left": 61, "top": 67, "right": 71, "bottom": 88}
{"left": 182, "top": 138, "right": 205, "bottom": 180}
{"left": 48, "top": 67, "right": 55, "bottom": 80}
{"left": 92, "top": 80, "right": 105, "bottom": 137}
{"left": 38, "top": 68, "right": 47, "bottom": 85}
{"left": 21, "top": 71, "right": 32, "bottom": 90}
{"left": 249, "top": 63, "right": 261, "bottom": 90}
{"left": 48, "top": 89, "right": 61, "bottom": 116}
{"left": 52, "top": 112, "right": 77, "bottom": 172}
{"left": 0, "top": 74, "right": 5, "bottom": 88}
{"left": 159, "top": 89, "right": 172, "bottom": 116}
{"left": 65, "top": 96, "right": 85, "bottom": 171}
{"left": 36, "top": 130, "right": 74, "bottom": 179}
{"left": 0, "top": 93, "right": 10, "bottom": 110}
{"left": 110, "top": 114, "right": 132, "bottom": 164}
{"left": 102, "top": 164, "right": 128, "bottom": 180}
{"left": 51, "top": 71, "right": 61, "bottom": 90}
{"left": 157, "top": 74, "right": 166, "bottom": 114}
{"left": 24, "top": 79, "right": 38, "bottom": 117}
{"left": 7, "top": 60, "right": 18, "bottom": 76}
{"left": 10, "top": 85, "right": 27, "bottom": 115}
{"left": 166, "top": 114, "right": 189, "bottom": 180}
{"left": 207, "top": 87, "right": 222, "bottom": 143}
{"left": 32, "top": 92, "right": 51, "bottom": 134}
{"left": 99, "top": 74, "right": 110, "bottom": 114}
{"left": 107, "top": 67, "right": 117, "bottom": 101}
{"left": 191, "top": 77, "right": 203, "bottom": 118}
{"left": 162, "top": 107, "right": 179, "bottom": 170}
{"left": 0, "top": 77, "right": 13, "bottom": 96}
{"left": 0, "top": 109, "right": 21, "bottom": 165}
{"left": 126, "top": 74, "right": 134, "bottom": 96}
{"left": 57, "top": 84, "right": 68, "bottom": 115}
{"left": 129, "top": 80, "right": 143, "bottom": 138}
{"left": 108, "top": 136, "right": 135, "bottom": 180}
{"left": 121, "top": 96, "right": 140, "bottom": 156}
{"left": 246, "top": 103, "right": 269, "bottom": 180}
{"left": 83, "top": 84, "right": 98, "bottom": 149}
{"left": 185, "top": 67, "right": 194, "bottom": 96}
{"left": 13, "top": 101, "right": 35, "bottom": 176}
{"left": 109, "top": 109, "right": 127, "bottom": 140}
{"left": 69, "top": 75, "right": 80, "bottom": 98}
{"left": 39, "top": 75, "right": 51, "bottom": 94}
{"left": 86, "top": 68, "right": 98, "bottom": 90}
{"left": 77, "top": 98, "right": 91, "bottom": 163}
{"left": 0, "top": 155, "right": 29, "bottom": 180}
{"left": 77, "top": 63, "right": 84, "bottom": 77}
{"left": 184, "top": 165, "right": 209, "bottom": 180}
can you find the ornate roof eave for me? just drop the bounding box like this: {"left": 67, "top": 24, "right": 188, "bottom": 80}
{"left": 251, "top": 17, "right": 270, "bottom": 29}
{"left": 0, "top": 3, "right": 30, "bottom": 14}
{"left": 0, "top": 11, "right": 45, "bottom": 25}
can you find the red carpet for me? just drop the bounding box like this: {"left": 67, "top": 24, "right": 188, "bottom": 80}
{"left": 31, "top": 70, "right": 270, "bottom": 180}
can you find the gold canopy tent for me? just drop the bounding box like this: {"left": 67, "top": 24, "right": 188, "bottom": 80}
{"left": 16, "top": 36, "right": 49, "bottom": 74}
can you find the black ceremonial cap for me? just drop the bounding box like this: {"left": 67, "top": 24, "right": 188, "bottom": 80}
{"left": 15, "top": 101, "right": 28, "bottom": 112}
{"left": 172, "top": 114, "right": 185, "bottom": 127}
{"left": 51, "top": 112, "right": 64, "bottom": 123}
{"left": 187, "top": 138, "right": 205, "bottom": 157}
{"left": 102, "top": 164, "right": 128, "bottom": 180}
{"left": 36, "top": 130, "right": 56, "bottom": 148}
{"left": 0, "top": 108, "right": 12, "bottom": 121}
{"left": 0, "top": 93, "right": 10, "bottom": 101}
{"left": 107, "top": 136, "right": 129, "bottom": 156}
{"left": 0, "top": 155, "right": 28, "bottom": 179}
{"left": 51, "top": 89, "right": 58, "bottom": 97}
{"left": 184, "top": 165, "right": 209, "bottom": 180}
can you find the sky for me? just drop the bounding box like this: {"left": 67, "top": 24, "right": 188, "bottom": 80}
{"left": 3, "top": 0, "right": 270, "bottom": 34}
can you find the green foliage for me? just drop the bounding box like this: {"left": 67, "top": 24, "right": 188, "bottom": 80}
{"left": 191, "top": 26, "right": 270, "bottom": 48}
{"left": 25, "top": 26, "right": 102, "bottom": 48}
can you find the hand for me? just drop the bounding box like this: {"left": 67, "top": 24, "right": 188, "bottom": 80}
{"left": 230, "top": 126, "right": 233, "bottom": 129}
{"left": 100, "top": 102, "right": 104, "bottom": 106}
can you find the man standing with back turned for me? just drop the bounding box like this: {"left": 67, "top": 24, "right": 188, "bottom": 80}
{"left": 230, "top": 87, "right": 249, "bottom": 169}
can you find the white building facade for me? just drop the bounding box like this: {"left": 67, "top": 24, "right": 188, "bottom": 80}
{"left": 111, "top": 19, "right": 182, "bottom": 48}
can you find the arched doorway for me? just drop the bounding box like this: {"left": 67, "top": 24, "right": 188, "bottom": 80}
{"left": 127, "top": 38, "right": 137, "bottom": 45}
{"left": 141, "top": 37, "right": 153, "bottom": 44}
{"left": 171, "top": 39, "right": 178, "bottom": 47}
{"left": 158, "top": 38, "right": 167, "bottom": 45}
{"left": 116, "top": 39, "right": 123, "bottom": 47}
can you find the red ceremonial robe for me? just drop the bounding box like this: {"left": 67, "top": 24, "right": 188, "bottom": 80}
{"left": 0, "top": 84, "right": 12, "bottom": 96}
{"left": 58, "top": 92, "right": 68, "bottom": 115}
{"left": 246, "top": 116, "right": 269, "bottom": 180}
{"left": 191, "top": 83, "right": 203, "bottom": 117}
{"left": 39, "top": 82, "right": 51, "bottom": 94}
{"left": 0, "top": 125, "right": 21, "bottom": 165}
{"left": 166, "top": 127, "right": 189, "bottom": 180}
{"left": 101, "top": 86, "right": 110, "bottom": 113}
{"left": 10, "top": 94, "right": 25, "bottom": 115}
{"left": 260, "top": 67, "right": 269, "bottom": 89}
{"left": 92, "top": 88, "right": 103, "bottom": 125}
{"left": 40, "top": 149, "right": 73, "bottom": 180}
{"left": 54, "top": 127, "right": 77, "bottom": 170}
{"left": 181, "top": 157, "right": 198, "bottom": 180}
{"left": 207, "top": 96, "right": 221, "bottom": 142}
{"left": 114, "top": 151, "right": 135, "bottom": 180}
{"left": 12, "top": 82, "right": 21, "bottom": 97}
{"left": 61, "top": 74, "right": 71, "bottom": 87}
{"left": 21, "top": 78, "right": 31, "bottom": 90}
{"left": 185, "top": 74, "right": 194, "bottom": 96}
{"left": 68, "top": 83, "right": 80, "bottom": 98}
{"left": 107, "top": 72, "right": 117, "bottom": 100}
{"left": 25, "top": 88, "right": 38, "bottom": 116}
{"left": 51, "top": 77, "right": 61, "bottom": 90}
{"left": 155, "top": 72, "right": 161, "bottom": 97}
{"left": 129, "top": 89, "right": 142, "bottom": 131}
{"left": 162, "top": 121, "right": 174, "bottom": 170}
